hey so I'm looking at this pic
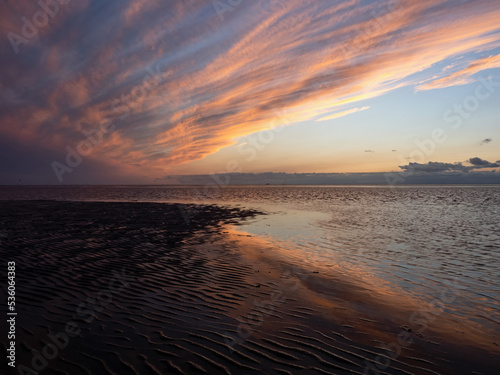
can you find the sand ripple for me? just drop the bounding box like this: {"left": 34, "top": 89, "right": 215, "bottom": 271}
{"left": 1, "top": 201, "right": 497, "bottom": 374}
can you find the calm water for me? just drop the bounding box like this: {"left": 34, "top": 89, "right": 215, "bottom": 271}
{"left": 2, "top": 185, "right": 499, "bottom": 335}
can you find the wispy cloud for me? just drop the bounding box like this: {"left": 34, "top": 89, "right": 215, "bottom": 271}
{"left": 417, "top": 54, "right": 500, "bottom": 90}
{"left": 2, "top": 0, "right": 500, "bottom": 182}
{"left": 480, "top": 138, "right": 492, "bottom": 145}
{"left": 316, "top": 106, "right": 370, "bottom": 122}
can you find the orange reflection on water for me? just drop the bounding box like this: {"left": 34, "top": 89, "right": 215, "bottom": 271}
{"left": 223, "top": 224, "right": 500, "bottom": 357}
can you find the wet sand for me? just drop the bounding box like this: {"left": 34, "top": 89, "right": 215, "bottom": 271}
{"left": 0, "top": 201, "right": 498, "bottom": 375}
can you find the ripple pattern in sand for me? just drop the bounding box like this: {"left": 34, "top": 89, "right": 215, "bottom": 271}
{"left": 1, "top": 200, "right": 493, "bottom": 374}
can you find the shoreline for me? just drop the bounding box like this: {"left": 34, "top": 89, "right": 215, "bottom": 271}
{"left": 1, "top": 200, "right": 498, "bottom": 374}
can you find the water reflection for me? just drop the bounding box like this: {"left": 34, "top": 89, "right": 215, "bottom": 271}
{"left": 1, "top": 185, "right": 499, "bottom": 342}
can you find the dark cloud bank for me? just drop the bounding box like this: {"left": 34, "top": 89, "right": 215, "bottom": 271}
{"left": 2, "top": 153, "right": 499, "bottom": 185}
{"left": 156, "top": 157, "right": 500, "bottom": 185}
{"left": 158, "top": 171, "right": 499, "bottom": 186}
{"left": 399, "top": 158, "right": 500, "bottom": 173}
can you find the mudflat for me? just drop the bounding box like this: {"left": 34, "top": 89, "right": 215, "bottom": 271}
{"left": 0, "top": 200, "right": 497, "bottom": 375}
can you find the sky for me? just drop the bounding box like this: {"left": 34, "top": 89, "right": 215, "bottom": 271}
{"left": 1, "top": 0, "right": 500, "bottom": 184}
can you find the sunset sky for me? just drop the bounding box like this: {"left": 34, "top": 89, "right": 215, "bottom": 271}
{"left": 1, "top": 0, "right": 500, "bottom": 184}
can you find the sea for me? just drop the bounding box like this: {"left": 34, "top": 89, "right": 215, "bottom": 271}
{"left": 1, "top": 184, "right": 499, "bottom": 338}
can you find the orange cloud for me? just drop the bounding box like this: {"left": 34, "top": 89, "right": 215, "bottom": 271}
{"left": 417, "top": 54, "right": 500, "bottom": 90}
{"left": 2, "top": 0, "right": 500, "bottom": 181}
{"left": 316, "top": 106, "right": 370, "bottom": 122}
{"left": 143, "top": 0, "right": 500, "bottom": 170}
